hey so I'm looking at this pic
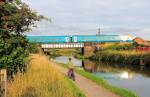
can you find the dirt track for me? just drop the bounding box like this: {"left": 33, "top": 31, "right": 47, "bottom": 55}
{"left": 49, "top": 59, "right": 120, "bottom": 97}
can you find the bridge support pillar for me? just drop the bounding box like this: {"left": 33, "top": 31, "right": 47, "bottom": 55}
{"left": 82, "top": 43, "right": 95, "bottom": 57}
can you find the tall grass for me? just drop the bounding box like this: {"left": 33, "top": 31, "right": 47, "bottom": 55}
{"left": 7, "top": 54, "right": 85, "bottom": 97}
{"left": 92, "top": 50, "right": 150, "bottom": 65}
{"left": 102, "top": 43, "right": 134, "bottom": 51}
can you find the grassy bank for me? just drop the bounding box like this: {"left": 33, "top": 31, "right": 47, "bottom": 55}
{"left": 74, "top": 54, "right": 88, "bottom": 60}
{"left": 7, "top": 54, "right": 85, "bottom": 97}
{"left": 76, "top": 69, "right": 138, "bottom": 97}
{"left": 91, "top": 50, "right": 150, "bottom": 66}
{"left": 58, "top": 63, "right": 138, "bottom": 97}
{"left": 47, "top": 49, "right": 80, "bottom": 57}
{"left": 46, "top": 49, "right": 89, "bottom": 60}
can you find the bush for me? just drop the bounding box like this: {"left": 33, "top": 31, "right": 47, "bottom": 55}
{"left": 103, "top": 43, "right": 134, "bottom": 51}
{"left": 92, "top": 50, "right": 150, "bottom": 65}
{"left": 0, "top": 35, "right": 30, "bottom": 78}
{"left": 0, "top": 1, "right": 43, "bottom": 79}
{"left": 28, "top": 43, "right": 38, "bottom": 54}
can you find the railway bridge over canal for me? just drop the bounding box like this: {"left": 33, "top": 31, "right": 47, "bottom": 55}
{"left": 27, "top": 35, "right": 133, "bottom": 56}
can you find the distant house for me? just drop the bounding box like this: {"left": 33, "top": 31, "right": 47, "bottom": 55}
{"left": 134, "top": 37, "right": 150, "bottom": 52}
{"left": 134, "top": 37, "right": 150, "bottom": 47}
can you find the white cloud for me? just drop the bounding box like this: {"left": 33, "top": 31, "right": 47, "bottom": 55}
{"left": 23, "top": 0, "right": 150, "bottom": 40}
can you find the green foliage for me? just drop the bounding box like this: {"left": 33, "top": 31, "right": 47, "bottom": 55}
{"left": 92, "top": 51, "right": 150, "bottom": 65}
{"left": 0, "top": 35, "right": 30, "bottom": 78}
{"left": 76, "top": 69, "right": 138, "bottom": 97}
{"left": 64, "top": 76, "right": 86, "bottom": 97}
{"left": 47, "top": 49, "right": 80, "bottom": 58}
{"left": 103, "top": 43, "right": 135, "bottom": 51}
{"left": 74, "top": 54, "right": 88, "bottom": 60}
{"left": 0, "top": 0, "right": 44, "bottom": 35}
{"left": 58, "top": 63, "right": 138, "bottom": 97}
{"left": 0, "top": 1, "right": 43, "bottom": 78}
{"left": 28, "top": 43, "right": 38, "bottom": 54}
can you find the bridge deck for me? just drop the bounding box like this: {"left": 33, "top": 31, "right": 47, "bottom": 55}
{"left": 27, "top": 35, "right": 133, "bottom": 43}
{"left": 41, "top": 43, "right": 84, "bottom": 48}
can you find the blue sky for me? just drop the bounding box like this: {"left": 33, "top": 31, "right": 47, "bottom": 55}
{"left": 23, "top": 0, "right": 150, "bottom": 40}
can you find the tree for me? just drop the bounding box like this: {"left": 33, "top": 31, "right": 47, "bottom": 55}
{"left": 0, "top": 0, "right": 44, "bottom": 79}
{"left": 0, "top": 0, "right": 44, "bottom": 36}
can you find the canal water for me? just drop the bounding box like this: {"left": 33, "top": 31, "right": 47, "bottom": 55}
{"left": 54, "top": 56, "right": 150, "bottom": 97}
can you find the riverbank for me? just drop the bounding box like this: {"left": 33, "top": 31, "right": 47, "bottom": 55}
{"left": 91, "top": 50, "right": 150, "bottom": 66}
{"left": 53, "top": 62, "right": 120, "bottom": 97}
{"left": 47, "top": 48, "right": 89, "bottom": 60}
{"left": 74, "top": 54, "right": 88, "bottom": 60}
{"left": 47, "top": 49, "right": 80, "bottom": 57}
{"left": 7, "top": 54, "right": 85, "bottom": 97}
{"left": 58, "top": 62, "right": 138, "bottom": 97}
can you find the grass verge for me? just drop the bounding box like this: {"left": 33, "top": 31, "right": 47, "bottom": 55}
{"left": 64, "top": 76, "right": 86, "bottom": 97}
{"left": 74, "top": 54, "right": 87, "bottom": 60}
{"left": 48, "top": 49, "right": 80, "bottom": 57}
{"left": 91, "top": 50, "right": 150, "bottom": 66}
{"left": 58, "top": 62, "right": 138, "bottom": 97}
{"left": 7, "top": 54, "right": 85, "bottom": 97}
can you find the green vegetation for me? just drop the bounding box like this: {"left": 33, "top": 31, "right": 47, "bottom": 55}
{"left": 91, "top": 50, "right": 150, "bottom": 66}
{"left": 91, "top": 42, "right": 150, "bottom": 66}
{"left": 58, "top": 63, "right": 138, "bottom": 97}
{"left": 0, "top": 0, "right": 43, "bottom": 78}
{"left": 58, "top": 49, "right": 79, "bottom": 56}
{"left": 47, "top": 48, "right": 89, "bottom": 60}
{"left": 74, "top": 54, "right": 87, "bottom": 60}
{"left": 102, "top": 43, "right": 135, "bottom": 51}
{"left": 1, "top": 1, "right": 85, "bottom": 97}
{"left": 65, "top": 77, "right": 86, "bottom": 97}
{"left": 47, "top": 49, "right": 80, "bottom": 57}
{"left": 0, "top": 35, "right": 30, "bottom": 78}
{"left": 7, "top": 54, "right": 85, "bottom": 97}
{"left": 76, "top": 69, "right": 138, "bottom": 97}
{"left": 28, "top": 43, "right": 39, "bottom": 54}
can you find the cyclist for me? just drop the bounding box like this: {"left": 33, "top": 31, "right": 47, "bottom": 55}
{"left": 67, "top": 57, "right": 75, "bottom": 81}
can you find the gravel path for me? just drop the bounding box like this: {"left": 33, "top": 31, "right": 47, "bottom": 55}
{"left": 50, "top": 60, "right": 120, "bottom": 97}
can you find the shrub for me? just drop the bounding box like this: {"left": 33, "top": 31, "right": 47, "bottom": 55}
{"left": 0, "top": 1, "right": 43, "bottom": 78}
{"left": 92, "top": 50, "right": 150, "bottom": 65}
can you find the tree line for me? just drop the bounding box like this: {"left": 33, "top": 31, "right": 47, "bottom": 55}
{"left": 0, "top": 0, "right": 43, "bottom": 79}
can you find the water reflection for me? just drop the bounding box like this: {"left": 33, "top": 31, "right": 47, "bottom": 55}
{"left": 54, "top": 56, "right": 150, "bottom": 97}
{"left": 54, "top": 56, "right": 150, "bottom": 78}
{"left": 82, "top": 60, "right": 150, "bottom": 97}
{"left": 83, "top": 60, "right": 150, "bottom": 78}
{"left": 120, "top": 72, "right": 133, "bottom": 79}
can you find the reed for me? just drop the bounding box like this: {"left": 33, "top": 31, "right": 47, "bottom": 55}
{"left": 92, "top": 50, "right": 150, "bottom": 65}
{"left": 7, "top": 54, "right": 85, "bottom": 97}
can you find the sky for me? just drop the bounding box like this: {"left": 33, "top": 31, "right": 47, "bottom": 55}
{"left": 23, "top": 0, "right": 150, "bottom": 40}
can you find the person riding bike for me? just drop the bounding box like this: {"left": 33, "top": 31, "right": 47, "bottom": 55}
{"left": 67, "top": 57, "right": 75, "bottom": 81}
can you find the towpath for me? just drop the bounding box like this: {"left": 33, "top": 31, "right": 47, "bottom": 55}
{"left": 42, "top": 55, "right": 120, "bottom": 97}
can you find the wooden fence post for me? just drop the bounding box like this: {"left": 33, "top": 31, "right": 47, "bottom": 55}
{"left": 0, "top": 69, "right": 7, "bottom": 97}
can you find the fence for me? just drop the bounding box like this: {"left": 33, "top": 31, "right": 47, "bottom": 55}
{"left": 135, "top": 47, "right": 150, "bottom": 52}
{"left": 0, "top": 69, "right": 7, "bottom": 97}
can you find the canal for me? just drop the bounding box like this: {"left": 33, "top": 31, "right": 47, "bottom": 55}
{"left": 54, "top": 56, "right": 150, "bottom": 97}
